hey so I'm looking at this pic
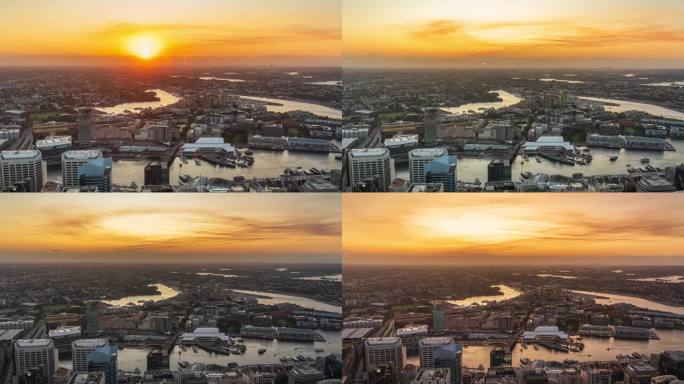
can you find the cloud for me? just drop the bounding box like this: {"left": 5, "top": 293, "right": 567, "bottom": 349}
{"left": 408, "top": 19, "right": 463, "bottom": 40}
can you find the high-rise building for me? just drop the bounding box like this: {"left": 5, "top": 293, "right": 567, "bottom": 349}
{"left": 61, "top": 150, "right": 103, "bottom": 190}
{"left": 14, "top": 339, "right": 56, "bottom": 384}
{"left": 348, "top": 148, "right": 392, "bottom": 192}
{"left": 146, "top": 349, "right": 170, "bottom": 371}
{"left": 77, "top": 109, "right": 92, "bottom": 146}
{"left": 434, "top": 343, "right": 463, "bottom": 384}
{"left": 413, "top": 368, "right": 451, "bottom": 384}
{"left": 580, "top": 368, "right": 612, "bottom": 384}
{"left": 419, "top": 338, "right": 454, "bottom": 368}
{"left": 87, "top": 345, "right": 118, "bottom": 384}
{"left": 144, "top": 161, "right": 170, "bottom": 186}
{"left": 487, "top": 160, "right": 512, "bottom": 182}
{"left": 72, "top": 339, "right": 109, "bottom": 373}
{"left": 425, "top": 154, "right": 457, "bottom": 192}
{"left": 85, "top": 301, "right": 100, "bottom": 337}
{"left": 432, "top": 303, "right": 445, "bottom": 332}
{"left": 78, "top": 158, "right": 112, "bottom": 192}
{"left": 423, "top": 108, "right": 438, "bottom": 146}
{"left": 409, "top": 148, "right": 447, "bottom": 184}
{"left": 364, "top": 337, "right": 405, "bottom": 382}
{"left": 0, "top": 150, "right": 45, "bottom": 192}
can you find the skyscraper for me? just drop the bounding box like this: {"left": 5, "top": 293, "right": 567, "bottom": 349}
{"left": 85, "top": 301, "right": 99, "bottom": 337}
{"left": 423, "top": 108, "right": 438, "bottom": 146}
{"left": 77, "top": 109, "right": 92, "bottom": 147}
{"left": 78, "top": 157, "right": 112, "bottom": 192}
{"left": 487, "top": 160, "right": 512, "bottom": 182}
{"left": 0, "top": 150, "right": 45, "bottom": 192}
{"left": 61, "top": 150, "right": 103, "bottom": 190}
{"left": 434, "top": 343, "right": 463, "bottom": 384}
{"left": 419, "top": 337, "right": 454, "bottom": 368}
{"left": 72, "top": 339, "right": 109, "bottom": 373}
{"left": 144, "top": 161, "right": 170, "bottom": 186}
{"left": 14, "top": 339, "right": 56, "bottom": 384}
{"left": 348, "top": 148, "right": 392, "bottom": 192}
{"left": 490, "top": 347, "right": 512, "bottom": 368}
{"left": 364, "top": 337, "right": 405, "bottom": 382}
{"left": 432, "top": 302, "right": 445, "bottom": 332}
{"left": 425, "top": 154, "right": 457, "bottom": 192}
{"left": 87, "top": 345, "right": 118, "bottom": 384}
{"left": 408, "top": 148, "right": 447, "bottom": 184}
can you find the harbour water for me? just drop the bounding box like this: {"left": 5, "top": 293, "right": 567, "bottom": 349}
{"left": 446, "top": 285, "right": 522, "bottom": 307}
{"left": 578, "top": 96, "right": 684, "bottom": 120}
{"left": 198, "top": 77, "right": 247, "bottom": 82}
{"left": 238, "top": 95, "right": 342, "bottom": 119}
{"left": 95, "top": 89, "right": 181, "bottom": 115}
{"left": 102, "top": 284, "right": 180, "bottom": 307}
{"left": 57, "top": 329, "right": 340, "bottom": 372}
{"left": 404, "top": 329, "right": 684, "bottom": 369}
{"left": 232, "top": 289, "right": 341, "bottom": 313}
{"left": 295, "top": 274, "right": 343, "bottom": 282}
{"left": 47, "top": 149, "right": 340, "bottom": 186}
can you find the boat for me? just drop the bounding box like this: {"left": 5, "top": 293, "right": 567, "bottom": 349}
{"left": 315, "top": 348, "right": 325, "bottom": 353}
{"left": 521, "top": 171, "right": 533, "bottom": 180}
{"left": 178, "top": 360, "right": 189, "bottom": 369}
{"left": 258, "top": 348, "right": 267, "bottom": 354}
{"left": 610, "top": 155, "right": 618, "bottom": 161}
{"left": 195, "top": 158, "right": 201, "bottom": 166}
{"left": 179, "top": 174, "right": 192, "bottom": 183}
{"left": 536, "top": 156, "right": 542, "bottom": 163}
{"left": 245, "top": 150, "right": 254, "bottom": 156}
{"left": 641, "top": 157, "right": 650, "bottom": 164}
{"left": 192, "top": 346, "right": 198, "bottom": 353}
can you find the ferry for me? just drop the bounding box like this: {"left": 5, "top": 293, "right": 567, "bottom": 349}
{"left": 535, "top": 156, "right": 542, "bottom": 163}
{"left": 179, "top": 174, "right": 192, "bottom": 183}
{"left": 192, "top": 346, "right": 198, "bottom": 353}
{"left": 641, "top": 157, "right": 650, "bottom": 164}
{"left": 178, "top": 360, "right": 190, "bottom": 369}
{"left": 194, "top": 157, "right": 202, "bottom": 166}
{"left": 610, "top": 155, "right": 618, "bottom": 161}
{"left": 315, "top": 348, "right": 325, "bottom": 353}
{"left": 258, "top": 348, "right": 267, "bottom": 354}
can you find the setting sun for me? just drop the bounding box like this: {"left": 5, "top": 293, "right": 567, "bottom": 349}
{"left": 127, "top": 34, "right": 163, "bottom": 60}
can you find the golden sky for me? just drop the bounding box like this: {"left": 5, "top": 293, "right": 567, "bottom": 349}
{"left": 343, "top": 194, "right": 684, "bottom": 265}
{"left": 343, "top": 0, "right": 684, "bottom": 68}
{"left": 0, "top": 195, "right": 340, "bottom": 263}
{"left": 0, "top": 0, "right": 341, "bottom": 67}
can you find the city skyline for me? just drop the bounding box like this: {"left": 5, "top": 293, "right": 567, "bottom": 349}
{"left": 0, "top": 195, "right": 340, "bottom": 263}
{"left": 343, "top": 0, "right": 684, "bottom": 68}
{"left": 0, "top": 0, "right": 341, "bottom": 67}
{"left": 343, "top": 194, "right": 684, "bottom": 265}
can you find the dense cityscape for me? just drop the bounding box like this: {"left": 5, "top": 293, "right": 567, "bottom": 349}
{"left": 0, "top": 67, "right": 343, "bottom": 192}
{"left": 0, "top": 263, "right": 342, "bottom": 384}
{"left": 342, "top": 266, "right": 684, "bottom": 383}
{"left": 341, "top": 69, "right": 684, "bottom": 192}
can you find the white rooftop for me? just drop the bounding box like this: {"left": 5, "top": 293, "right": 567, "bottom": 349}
{"left": 384, "top": 134, "right": 419, "bottom": 147}
{"left": 0, "top": 150, "right": 41, "bottom": 160}
{"left": 181, "top": 137, "right": 235, "bottom": 154}
{"left": 72, "top": 339, "right": 108, "bottom": 348}
{"left": 48, "top": 326, "right": 81, "bottom": 338}
{"left": 62, "top": 150, "right": 103, "bottom": 160}
{"left": 419, "top": 337, "right": 453, "bottom": 346}
{"left": 349, "top": 148, "right": 389, "bottom": 158}
{"left": 36, "top": 136, "right": 72, "bottom": 150}
{"left": 409, "top": 148, "right": 447, "bottom": 158}
{"left": 365, "top": 337, "right": 401, "bottom": 346}
{"left": 16, "top": 339, "right": 52, "bottom": 348}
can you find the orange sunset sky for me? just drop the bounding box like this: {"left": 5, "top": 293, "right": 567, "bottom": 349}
{"left": 343, "top": 0, "right": 684, "bottom": 68}
{"left": 343, "top": 194, "right": 684, "bottom": 266}
{"left": 0, "top": 195, "right": 340, "bottom": 263}
{"left": 0, "top": 0, "right": 341, "bottom": 67}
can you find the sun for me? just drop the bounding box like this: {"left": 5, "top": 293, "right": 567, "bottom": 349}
{"left": 127, "top": 34, "right": 163, "bottom": 60}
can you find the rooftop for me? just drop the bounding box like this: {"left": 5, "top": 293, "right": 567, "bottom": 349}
{"left": 0, "top": 150, "right": 41, "bottom": 160}
{"left": 349, "top": 148, "right": 389, "bottom": 158}
{"left": 419, "top": 337, "right": 454, "bottom": 346}
{"left": 409, "top": 148, "right": 448, "bottom": 158}
{"left": 365, "top": 337, "right": 401, "bottom": 346}
{"left": 16, "top": 339, "right": 52, "bottom": 348}
{"left": 62, "top": 150, "right": 103, "bottom": 160}
{"left": 73, "top": 339, "right": 108, "bottom": 348}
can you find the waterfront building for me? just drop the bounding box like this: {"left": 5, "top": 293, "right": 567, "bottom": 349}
{"left": 408, "top": 148, "right": 448, "bottom": 184}
{"left": 612, "top": 326, "right": 650, "bottom": 340}
{"left": 522, "top": 136, "right": 575, "bottom": 153}
{"left": 659, "top": 351, "right": 684, "bottom": 379}
{"left": 61, "top": 150, "right": 103, "bottom": 190}
{"left": 68, "top": 373, "right": 104, "bottom": 384}
{"left": 413, "top": 368, "right": 451, "bottom": 384}
{"left": 364, "top": 337, "right": 405, "bottom": 382}
{"left": 36, "top": 136, "right": 72, "bottom": 153}
{"left": 48, "top": 326, "right": 81, "bottom": 357}
{"left": 0, "top": 150, "right": 44, "bottom": 192}
{"left": 348, "top": 148, "right": 392, "bottom": 191}
{"left": 181, "top": 137, "right": 235, "bottom": 156}
{"left": 286, "top": 367, "right": 326, "bottom": 384}
{"left": 78, "top": 158, "right": 112, "bottom": 192}
{"left": 490, "top": 347, "right": 512, "bottom": 368}
{"left": 181, "top": 327, "right": 231, "bottom": 343}
{"left": 72, "top": 339, "right": 109, "bottom": 373}
{"left": 425, "top": 155, "right": 457, "bottom": 191}
{"left": 581, "top": 368, "right": 612, "bottom": 384}
{"left": 385, "top": 134, "right": 420, "bottom": 157}
{"left": 144, "top": 161, "right": 170, "bottom": 186}
{"left": 434, "top": 343, "right": 463, "bottom": 384}
{"left": 87, "top": 345, "right": 118, "bottom": 384}
{"left": 419, "top": 337, "right": 454, "bottom": 368}
{"left": 488, "top": 160, "right": 512, "bottom": 182}
{"left": 521, "top": 326, "right": 569, "bottom": 342}
{"left": 14, "top": 339, "right": 56, "bottom": 384}
{"left": 624, "top": 364, "right": 659, "bottom": 384}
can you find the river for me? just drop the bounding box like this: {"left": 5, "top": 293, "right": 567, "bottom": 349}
{"left": 46, "top": 149, "right": 340, "bottom": 186}
{"left": 572, "top": 290, "right": 684, "bottom": 315}
{"left": 95, "top": 89, "right": 181, "bottom": 115}
{"left": 238, "top": 95, "right": 342, "bottom": 119}
{"left": 405, "top": 329, "right": 684, "bottom": 369}
{"left": 232, "top": 289, "right": 341, "bottom": 314}
{"left": 57, "top": 329, "right": 340, "bottom": 372}
{"left": 446, "top": 285, "right": 522, "bottom": 307}
{"left": 102, "top": 284, "right": 180, "bottom": 307}
{"left": 441, "top": 90, "right": 522, "bottom": 114}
